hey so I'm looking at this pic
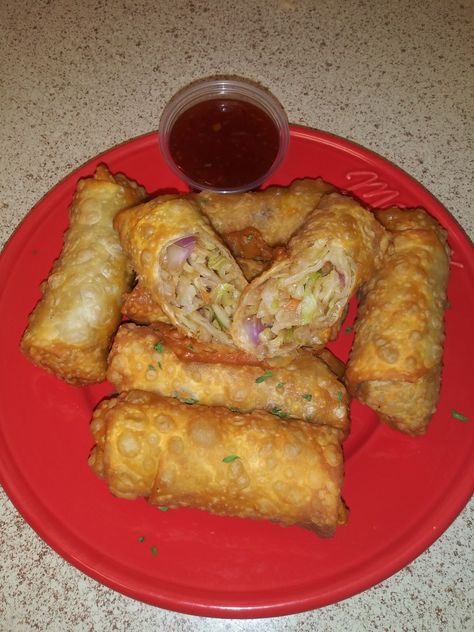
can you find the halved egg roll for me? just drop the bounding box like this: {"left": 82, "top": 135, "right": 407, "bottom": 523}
{"left": 88, "top": 390, "right": 347, "bottom": 536}
{"left": 345, "top": 207, "right": 450, "bottom": 435}
{"left": 114, "top": 197, "right": 247, "bottom": 346}
{"left": 194, "top": 177, "right": 335, "bottom": 246}
{"left": 231, "top": 192, "right": 389, "bottom": 358}
{"left": 106, "top": 323, "right": 350, "bottom": 433}
{"left": 21, "top": 165, "right": 146, "bottom": 385}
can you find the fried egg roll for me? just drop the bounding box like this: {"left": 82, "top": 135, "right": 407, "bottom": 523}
{"left": 21, "top": 165, "right": 146, "bottom": 385}
{"left": 345, "top": 207, "right": 450, "bottom": 435}
{"left": 88, "top": 390, "right": 347, "bottom": 536}
{"left": 194, "top": 178, "right": 334, "bottom": 246}
{"left": 107, "top": 323, "right": 350, "bottom": 433}
{"left": 231, "top": 192, "right": 389, "bottom": 358}
{"left": 114, "top": 197, "right": 247, "bottom": 346}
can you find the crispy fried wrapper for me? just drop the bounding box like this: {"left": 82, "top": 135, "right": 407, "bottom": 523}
{"left": 106, "top": 323, "right": 350, "bottom": 433}
{"left": 194, "top": 178, "right": 335, "bottom": 246}
{"left": 345, "top": 207, "right": 450, "bottom": 435}
{"left": 231, "top": 192, "right": 389, "bottom": 358}
{"left": 114, "top": 197, "right": 247, "bottom": 346}
{"left": 122, "top": 283, "right": 171, "bottom": 325}
{"left": 88, "top": 390, "right": 348, "bottom": 536}
{"left": 21, "top": 165, "right": 146, "bottom": 385}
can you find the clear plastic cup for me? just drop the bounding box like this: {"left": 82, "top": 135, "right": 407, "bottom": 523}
{"left": 159, "top": 77, "right": 290, "bottom": 193}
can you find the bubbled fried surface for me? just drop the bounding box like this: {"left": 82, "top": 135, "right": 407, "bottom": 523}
{"left": 346, "top": 212, "right": 449, "bottom": 384}
{"left": 20, "top": 165, "right": 146, "bottom": 385}
{"left": 122, "top": 282, "right": 171, "bottom": 325}
{"left": 106, "top": 323, "right": 349, "bottom": 434}
{"left": 88, "top": 390, "right": 346, "bottom": 537}
{"left": 194, "top": 178, "right": 335, "bottom": 246}
{"left": 345, "top": 208, "right": 450, "bottom": 434}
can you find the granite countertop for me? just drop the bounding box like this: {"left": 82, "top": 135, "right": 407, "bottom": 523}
{"left": 1, "top": 1, "right": 473, "bottom": 630}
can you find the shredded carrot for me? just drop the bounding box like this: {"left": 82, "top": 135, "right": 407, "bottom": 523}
{"left": 199, "top": 290, "right": 213, "bottom": 304}
{"left": 286, "top": 298, "right": 301, "bottom": 311}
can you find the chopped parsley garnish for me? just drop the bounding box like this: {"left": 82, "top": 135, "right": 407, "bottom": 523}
{"left": 147, "top": 364, "right": 156, "bottom": 371}
{"left": 223, "top": 455, "right": 240, "bottom": 463}
{"left": 276, "top": 382, "right": 286, "bottom": 391}
{"left": 336, "top": 391, "right": 343, "bottom": 401}
{"left": 137, "top": 535, "right": 145, "bottom": 543}
{"left": 150, "top": 545, "right": 158, "bottom": 556}
{"left": 159, "top": 506, "right": 169, "bottom": 512}
{"left": 302, "top": 393, "right": 312, "bottom": 401}
{"left": 256, "top": 370, "right": 273, "bottom": 383}
{"left": 172, "top": 391, "right": 199, "bottom": 405}
{"left": 271, "top": 406, "right": 289, "bottom": 418}
{"left": 246, "top": 234, "right": 254, "bottom": 242}
{"left": 229, "top": 406, "right": 241, "bottom": 413}
{"left": 153, "top": 341, "right": 164, "bottom": 353}
{"left": 451, "top": 409, "right": 469, "bottom": 422}
{"left": 344, "top": 326, "right": 353, "bottom": 334}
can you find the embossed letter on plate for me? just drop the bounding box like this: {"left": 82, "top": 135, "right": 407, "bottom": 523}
{"left": 345, "top": 171, "right": 399, "bottom": 207}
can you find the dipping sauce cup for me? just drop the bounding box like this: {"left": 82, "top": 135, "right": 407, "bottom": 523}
{"left": 159, "top": 77, "right": 290, "bottom": 193}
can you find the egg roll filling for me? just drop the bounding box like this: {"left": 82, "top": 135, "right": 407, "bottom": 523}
{"left": 244, "top": 245, "right": 353, "bottom": 356}
{"left": 160, "top": 235, "right": 244, "bottom": 344}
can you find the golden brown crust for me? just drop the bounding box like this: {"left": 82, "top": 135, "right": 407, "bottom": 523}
{"left": 194, "top": 178, "right": 335, "bottom": 246}
{"left": 122, "top": 283, "right": 171, "bottom": 325}
{"left": 88, "top": 390, "right": 347, "bottom": 536}
{"left": 106, "top": 323, "right": 350, "bottom": 433}
{"left": 20, "top": 165, "right": 146, "bottom": 385}
{"left": 345, "top": 207, "right": 450, "bottom": 435}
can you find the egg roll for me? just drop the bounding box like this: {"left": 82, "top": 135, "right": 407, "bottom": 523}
{"left": 21, "top": 165, "right": 146, "bottom": 385}
{"left": 230, "top": 192, "right": 389, "bottom": 358}
{"left": 114, "top": 197, "right": 247, "bottom": 346}
{"left": 345, "top": 207, "right": 450, "bottom": 435}
{"left": 107, "top": 322, "right": 350, "bottom": 433}
{"left": 194, "top": 177, "right": 335, "bottom": 246}
{"left": 88, "top": 390, "right": 347, "bottom": 536}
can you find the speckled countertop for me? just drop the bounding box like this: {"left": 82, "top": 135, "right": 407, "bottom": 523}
{"left": 1, "top": 1, "right": 473, "bottom": 630}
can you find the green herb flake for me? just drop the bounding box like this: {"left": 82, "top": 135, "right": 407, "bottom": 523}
{"left": 180, "top": 397, "right": 199, "bottom": 405}
{"left": 223, "top": 454, "right": 240, "bottom": 463}
{"left": 157, "top": 361, "right": 163, "bottom": 370}
{"left": 336, "top": 391, "right": 343, "bottom": 401}
{"left": 150, "top": 545, "right": 158, "bottom": 556}
{"left": 276, "top": 382, "right": 286, "bottom": 391}
{"left": 302, "top": 393, "right": 312, "bottom": 401}
{"left": 153, "top": 341, "right": 164, "bottom": 353}
{"left": 246, "top": 234, "right": 254, "bottom": 242}
{"left": 256, "top": 370, "right": 273, "bottom": 383}
{"left": 147, "top": 364, "right": 156, "bottom": 371}
{"left": 344, "top": 326, "right": 353, "bottom": 334}
{"left": 137, "top": 535, "right": 145, "bottom": 543}
{"left": 159, "top": 505, "right": 169, "bottom": 512}
{"left": 229, "top": 406, "right": 241, "bottom": 413}
{"left": 271, "top": 406, "right": 289, "bottom": 419}
{"left": 451, "top": 409, "right": 469, "bottom": 422}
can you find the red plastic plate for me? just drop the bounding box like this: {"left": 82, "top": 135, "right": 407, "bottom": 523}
{"left": 1, "top": 127, "right": 473, "bottom": 618}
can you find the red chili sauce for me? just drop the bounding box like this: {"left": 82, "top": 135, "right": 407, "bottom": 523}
{"left": 168, "top": 98, "right": 280, "bottom": 190}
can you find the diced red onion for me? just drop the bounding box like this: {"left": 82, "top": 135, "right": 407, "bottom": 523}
{"left": 245, "top": 317, "right": 264, "bottom": 344}
{"left": 166, "top": 236, "right": 196, "bottom": 270}
{"left": 337, "top": 270, "right": 346, "bottom": 288}
{"left": 175, "top": 235, "right": 197, "bottom": 248}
